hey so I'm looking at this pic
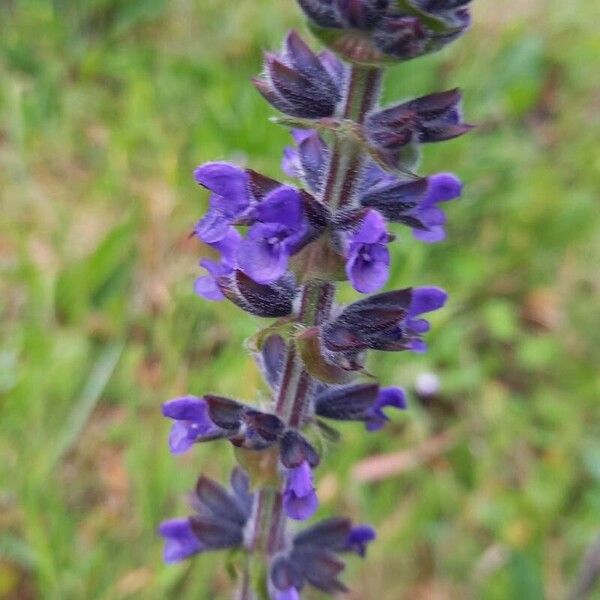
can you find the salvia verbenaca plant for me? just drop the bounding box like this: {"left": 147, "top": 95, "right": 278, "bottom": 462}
{"left": 160, "top": 1, "right": 474, "bottom": 597}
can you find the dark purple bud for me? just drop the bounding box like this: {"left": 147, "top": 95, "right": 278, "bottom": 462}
{"left": 283, "top": 461, "right": 319, "bottom": 520}
{"left": 314, "top": 383, "right": 380, "bottom": 421}
{"left": 285, "top": 31, "right": 337, "bottom": 98}
{"left": 203, "top": 395, "right": 245, "bottom": 430}
{"left": 258, "top": 334, "right": 287, "bottom": 389}
{"left": 297, "top": 0, "right": 345, "bottom": 28}
{"left": 318, "top": 51, "right": 346, "bottom": 87}
{"left": 372, "top": 15, "right": 429, "bottom": 60}
{"left": 244, "top": 410, "right": 286, "bottom": 443}
{"left": 217, "top": 269, "right": 296, "bottom": 318}
{"left": 254, "top": 32, "right": 342, "bottom": 119}
{"left": 282, "top": 130, "right": 329, "bottom": 194}
{"left": 328, "top": 288, "right": 413, "bottom": 342}
{"left": 280, "top": 430, "right": 320, "bottom": 468}
{"left": 360, "top": 177, "right": 428, "bottom": 221}
{"left": 366, "top": 89, "right": 473, "bottom": 155}
{"left": 335, "top": 0, "right": 388, "bottom": 29}
{"left": 271, "top": 555, "right": 305, "bottom": 592}
{"left": 158, "top": 518, "right": 204, "bottom": 563}
{"left": 195, "top": 475, "right": 248, "bottom": 526}
{"left": 230, "top": 467, "right": 254, "bottom": 517}
{"left": 189, "top": 515, "right": 244, "bottom": 549}
{"left": 290, "top": 547, "right": 348, "bottom": 593}
{"left": 293, "top": 517, "right": 352, "bottom": 551}
{"left": 321, "top": 286, "right": 446, "bottom": 355}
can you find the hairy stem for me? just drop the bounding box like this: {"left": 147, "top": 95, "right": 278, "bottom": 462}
{"left": 243, "top": 64, "right": 382, "bottom": 598}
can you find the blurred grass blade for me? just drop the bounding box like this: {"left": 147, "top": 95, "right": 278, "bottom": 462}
{"left": 0, "top": 534, "right": 37, "bottom": 569}
{"left": 45, "top": 343, "right": 124, "bottom": 470}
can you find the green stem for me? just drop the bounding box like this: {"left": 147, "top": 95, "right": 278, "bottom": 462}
{"left": 241, "top": 64, "right": 383, "bottom": 599}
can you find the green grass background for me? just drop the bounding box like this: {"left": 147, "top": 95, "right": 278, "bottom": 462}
{"left": 1, "top": 0, "right": 599, "bottom": 598}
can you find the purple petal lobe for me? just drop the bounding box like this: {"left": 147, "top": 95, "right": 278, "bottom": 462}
{"left": 284, "top": 461, "right": 319, "bottom": 521}
{"left": 346, "top": 210, "right": 390, "bottom": 293}
{"left": 194, "top": 208, "right": 231, "bottom": 244}
{"left": 194, "top": 275, "right": 225, "bottom": 301}
{"left": 276, "top": 588, "right": 300, "bottom": 600}
{"left": 162, "top": 396, "right": 208, "bottom": 421}
{"left": 346, "top": 525, "right": 376, "bottom": 557}
{"left": 254, "top": 187, "right": 303, "bottom": 228}
{"left": 427, "top": 172, "right": 463, "bottom": 203}
{"left": 409, "top": 287, "right": 448, "bottom": 316}
{"left": 158, "top": 518, "right": 203, "bottom": 563}
{"left": 237, "top": 229, "right": 289, "bottom": 284}
{"left": 193, "top": 162, "right": 249, "bottom": 211}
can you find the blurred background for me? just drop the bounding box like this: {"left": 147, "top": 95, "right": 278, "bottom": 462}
{"left": 1, "top": 0, "right": 599, "bottom": 598}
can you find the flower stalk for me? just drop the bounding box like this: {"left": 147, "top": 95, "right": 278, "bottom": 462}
{"left": 250, "top": 65, "right": 384, "bottom": 580}
{"left": 158, "top": 1, "right": 475, "bottom": 598}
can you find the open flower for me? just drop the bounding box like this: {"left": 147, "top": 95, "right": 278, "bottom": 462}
{"left": 159, "top": 469, "right": 252, "bottom": 564}
{"left": 283, "top": 461, "right": 319, "bottom": 521}
{"left": 314, "top": 383, "right": 407, "bottom": 431}
{"left": 360, "top": 169, "right": 463, "bottom": 242}
{"left": 159, "top": 518, "right": 204, "bottom": 564}
{"left": 269, "top": 518, "right": 376, "bottom": 596}
{"left": 321, "top": 286, "right": 448, "bottom": 369}
{"left": 194, "top": 163, "right": 252, "bottom": 243}
{"left": 345, "top": 209, "right": 391, "bottom": 293}
{"left": 162, "top": 396, "right": 225, "bottom": 454}
{"left": 237, "top": 186, "right": 310, "bottom": 284}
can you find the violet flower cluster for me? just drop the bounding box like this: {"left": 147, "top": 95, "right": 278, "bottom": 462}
{"left": 160, "top": 1, "right": 473, "bottom": 597}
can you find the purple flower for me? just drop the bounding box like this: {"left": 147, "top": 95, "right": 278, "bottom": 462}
{"left": 365, "top": 89, "right": 473, "bottom": 168}
{"left": 194, "top": 227, "right": 241, "bottom": 301}
{"left": 253, "top": 31, "right": 344, "bottom": 119}
{"left": 160, "top": 470, "right": 252, "bottom": 565}
{"left": 365, "top": 387, "right": 407, "bottom": 431}
{"left": 158, "top": 518, "right": 204, "bottom": 563}
{"left": 162, "top": 396, "right": 223, "bottom": 454}
{"left": 194, "top": 163, "right": 251, "bottom": 243}
{"left": 321, "top": 286, "right": 448, "bottom": 366}
{"left": 345, "top": 525, "right": 376, "bottom": 557}
{"left": 238, "top": 187, "right": 310, "bottom": 284}
{"left": 314, "top": 383, "right": 406, "bottom": 430}
{"left": 345, "top": 209, "right": 391, "bottom": 293}
{"left": 359, "top": 167, "right": 463, "bottom": 242}
{"left": 283, "top": 461, "right": 319, "bottom": 521}
{"left": 412, "top": 172, "right": 462, "bottom": 242}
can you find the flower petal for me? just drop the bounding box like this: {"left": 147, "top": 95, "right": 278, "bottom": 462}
{"left": 158, "top": 518, "right": 203, "bottom": 563}
{"left": 194, "top": 163, "right": 250, "bottom": 214}
{"left": 409, "top": 287, "right": 448, "bottom": 316}
{"left": 237, "top": 232, "right": 289, "bottom": 284}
